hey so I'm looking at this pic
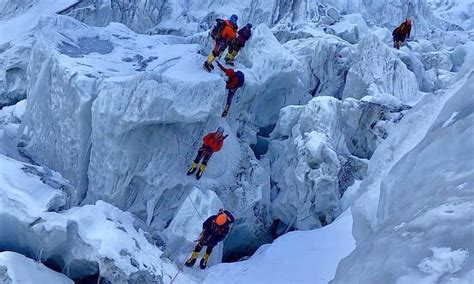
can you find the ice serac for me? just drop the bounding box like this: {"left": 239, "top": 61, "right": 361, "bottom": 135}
{"left": 0, "top": 252, "right": 73, "bottom": 284}
{"left": 265, "top": 96, "right": 380, "bottom": 230}
{"left": 332, "top": 69, "right": 474, "bottom": 283}
{"left": 283, "top": 32, "right": 353, "bottom": 99}
{"left": 20, "top": 16, "right": 101, "bottom": 203}
{"left": 86, "top": 22, "right": 304, "bottom": 259}
{"left": 343, "top": 33, "right": 420, "bottom": 106}
{"left": 61, "top": 0, "right": 322, "bottom": 35}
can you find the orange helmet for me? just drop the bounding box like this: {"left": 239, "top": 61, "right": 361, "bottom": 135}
{"left": 215, "top": 213, "right": 228, "bottom": 226}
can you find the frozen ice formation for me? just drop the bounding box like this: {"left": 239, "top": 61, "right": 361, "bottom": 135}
{"left": 332, "top": 58, "right": 474, "bottom": 284}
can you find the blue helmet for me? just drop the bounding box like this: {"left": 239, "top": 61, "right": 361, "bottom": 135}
{"left": 246, "top": 23, "right": 253, "bottom": 29}
{"left": 216, "top": 127, "right": 225, "bottom": 133}
{"left": 230, "top": 14, "right": 238, "bottom": 24}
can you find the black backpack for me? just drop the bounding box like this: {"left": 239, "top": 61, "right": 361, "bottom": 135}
{"left": 211, "top": 19, "right": 225, "bottom": 40}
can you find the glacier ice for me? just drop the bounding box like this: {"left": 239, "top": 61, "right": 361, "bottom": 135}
{"left": 343, "top": 33, "right": 420, "bottom": 105}
{"left": 332, "top": 62, "right": 474, "bottom": 284}
{"left": 0, "top": 251, "right": 73, "bottom": 284}
{"left": 264, "top": 95, "right": 402, "bottom": 230}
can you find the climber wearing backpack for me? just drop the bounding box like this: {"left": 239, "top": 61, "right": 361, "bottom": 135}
{"left": 392, "top": 18, "right": 412, "bottom": 49}
{"left": 185, "top": 208, "right": 235, "bottom": 269}
{"left": 224, "top": 23, "right": 253, "bottom": 65}
{"left": 204, "top": 14, "right": 239, "bottom": 72}
{"left": 187, "top": 127, "right": 226, "bottom": 180}
{"left": 216, "top": 61, "right": 245, "bottom": 117}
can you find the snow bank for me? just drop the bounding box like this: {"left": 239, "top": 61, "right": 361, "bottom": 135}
{"left": 0, "top": 252, "right": 73, "bottom": 284}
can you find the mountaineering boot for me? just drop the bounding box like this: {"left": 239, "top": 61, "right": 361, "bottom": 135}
{"left": 224, "top": 51, "right": 237, "bottom": 65}
{"left": 204, "top": 54, "right": 215, "bottom": 72}
{"left": 224, "top": 55, "right": 234, "bottom": 65}
{"left": 203, "top": 61, "right": 214, "bottom": 72}
{"left": 196, "top": 164, "right": 206, "bottom": 180}
{"left": 187, "top": 162, "right": 199, "bottom": 175}
{"left": 221, "top": 105, "right": 230, "bottom": 117}
{"left": 199, "top": 253, "right": 210, "bottom": 269}
{"left": 185, "top": 251, "right": 199, "bottom": 267}
{"left": 394, "top": 40, "right": 401, "bottom": 49}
